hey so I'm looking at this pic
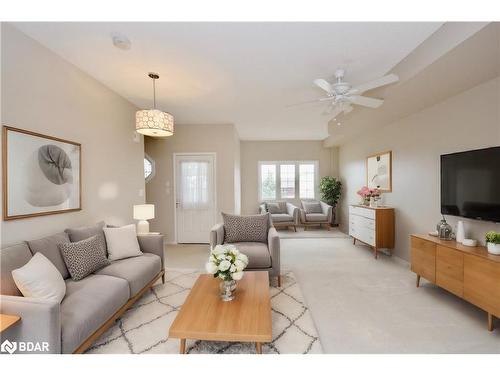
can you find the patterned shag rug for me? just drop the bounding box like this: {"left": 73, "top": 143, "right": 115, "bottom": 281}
{"left": 87, "top": 269, "right": 322, "bottom": 354}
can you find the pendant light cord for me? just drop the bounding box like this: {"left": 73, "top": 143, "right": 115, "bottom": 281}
{"left": 152, "top": 77, "right": 156, "bottom": 109}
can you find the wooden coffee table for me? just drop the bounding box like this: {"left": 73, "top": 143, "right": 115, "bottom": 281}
{"left": 169, "top": 271, "right": 272, "bottom": 354}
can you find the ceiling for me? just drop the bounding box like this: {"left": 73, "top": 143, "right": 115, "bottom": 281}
{"left": 13, "top": 22, "right": 443, "bottom": 140}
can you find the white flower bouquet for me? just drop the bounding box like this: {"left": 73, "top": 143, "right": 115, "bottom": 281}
{"left": 205, "top": 244, "right": 249, "bottom": 281}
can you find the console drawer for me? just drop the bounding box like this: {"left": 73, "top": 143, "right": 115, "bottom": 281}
{"left": 411, "top": 236, "right": 436, "bottom": 283}
{"left": 436, "top": 245, "right": 463, "bottom": 297}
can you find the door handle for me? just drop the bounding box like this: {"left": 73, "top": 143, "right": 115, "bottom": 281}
{"left": 176, "top": 201, "right": 181, "bottom": 208}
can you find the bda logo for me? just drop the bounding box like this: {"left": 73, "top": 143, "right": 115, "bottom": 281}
{"left": 1, "top": 339, "right": 17, "bottom": 354}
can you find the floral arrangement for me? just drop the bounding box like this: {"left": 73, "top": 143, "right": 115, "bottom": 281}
{"left": 485, "top": 231, "right": 500, "bottom": 245}
{"left": 205, "top": 244, "right": 249, "bottom": 281}
{"left": 357, "top": 186, "right": 382, "bottom": 206}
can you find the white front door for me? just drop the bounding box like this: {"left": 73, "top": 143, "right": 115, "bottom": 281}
{"left": 175, "top": 154, "right": 216, "bottom": 243}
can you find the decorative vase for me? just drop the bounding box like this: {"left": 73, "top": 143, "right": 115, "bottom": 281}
{"left": 219, "top": 279, "right": 237, "bottom": 301}
{"left": 363, "top": 197, "right": 370, "bottom": 206}
{"left": 456, "top": 220, "right": 465, "bottom": 243}
{"left": 487, "top": 242, "right": 500, "bottom": 255}
{"left": 369, "top": 197, "right": 378, "bottom": 208}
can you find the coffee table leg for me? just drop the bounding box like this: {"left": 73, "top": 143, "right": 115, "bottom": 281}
{"left": 179, "top": 338, "right": 186, "bottom": 354}
{"left": 255, "top": 342, "right": 262, "bottom": 354}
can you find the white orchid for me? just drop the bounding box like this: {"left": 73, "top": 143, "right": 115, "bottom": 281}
{"left": 207, "top": 244, "right": 248, "bottom": 281}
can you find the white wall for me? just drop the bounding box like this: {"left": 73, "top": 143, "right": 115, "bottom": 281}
{"left": 145, "top": 124, "right": 239, "bottom": 241}
{"left": 240, "top": 141, "right": 333, "bottom": 214}
{"left": 338, "top": 77, "right": 500, "bottom": 261}
{"left": 1, "top": 24, "right": 145, "bottom": 246}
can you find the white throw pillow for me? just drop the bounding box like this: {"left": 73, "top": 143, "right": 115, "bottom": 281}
{"left": 12, "top": 252, "right": 66, "bottom": 303}
{"left": 103, "top": 224, "right": 143, "bottom": 261}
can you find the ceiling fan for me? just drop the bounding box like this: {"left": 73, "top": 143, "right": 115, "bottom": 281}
{"left": 292, "top": 69, "right": 399, "bottom": 119}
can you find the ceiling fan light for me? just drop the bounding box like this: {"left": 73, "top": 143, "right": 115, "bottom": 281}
{"left": 136, "top": 109, "right": 174, "bottom": 137}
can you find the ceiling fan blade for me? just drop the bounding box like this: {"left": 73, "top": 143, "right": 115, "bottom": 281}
{"left": 343, "top": 103, "right": 353, "bottom": 114}
{"left": 349, "top": 73, "right": 399, "bottom": 94}
{"left": 349, "top": 95, "right": 384, "bottom": 108}
{"left": 329, "top": 106, "right": 343, "bottom": 119}
{"left": 314, "top": 78, "right": 334, "bottom": 94}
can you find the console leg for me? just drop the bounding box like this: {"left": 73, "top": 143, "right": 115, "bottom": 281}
{"left": 416, "top": 274, "right": 421, "bottom": 288}
{"left": 488, "top": 313, "right": 494, "bottom": 331}
{"left": 180, "top": 338, "right": 186, "bottom": 354}
{"left": 353, "top": 237, "right": 356, "bottom": 245}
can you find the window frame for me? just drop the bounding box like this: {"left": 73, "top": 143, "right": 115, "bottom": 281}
{"left": 258, "top": 160, "right": 319, "bottom": 202}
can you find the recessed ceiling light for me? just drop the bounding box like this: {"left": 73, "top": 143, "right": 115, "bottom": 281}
{"left": 111, "top": 33, "right": 131, "bottom": 50}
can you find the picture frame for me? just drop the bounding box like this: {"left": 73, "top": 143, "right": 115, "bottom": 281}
{"left": 366, "top": 150, "right": 392, "bottom": 192}
{"left": 2, "top": 126, "right": 82, "bottom": 220}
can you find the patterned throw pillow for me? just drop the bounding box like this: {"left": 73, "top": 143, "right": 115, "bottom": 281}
{"left": 302, "top": 201, "right": 323, "bottom": 214}
{"left": 59, "top": 235, "right": 110, "bottom": 281}
{"left": 222, "top": 213, "right": 269, "bottom": 243}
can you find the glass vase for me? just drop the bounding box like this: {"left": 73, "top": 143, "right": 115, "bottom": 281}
{"left": 219, "top": 279, "right": 237, "bottom": 302}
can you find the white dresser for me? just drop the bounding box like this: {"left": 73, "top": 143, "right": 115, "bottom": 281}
{"left": 349, "top": 205, "right": 395, "bottom": 259}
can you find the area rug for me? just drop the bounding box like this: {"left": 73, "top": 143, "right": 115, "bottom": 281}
{"left": 86, "top": 269, "right": 323, "bottom": 354}
{"left": 278, "top": 228, "right": 349, "bottom": 239}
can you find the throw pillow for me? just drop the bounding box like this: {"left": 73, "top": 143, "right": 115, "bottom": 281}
{"left": 266, "top": 202, "right": 282, "bottom": 214}
{"left": 65, "top": 221, "right": 107, "bottom": 254}
{"left": 59, "top": 235, "right": 110, "bottom": 281}
{"left": 222, "top": 213, "right": 269, "bottom": 243}
{"left": 302, "top": 201, "right": 323, "bottom": 214}
{"left": 103, "top": 224, "right": 143, "bottom": 261}
{"left": 12, "top": 252, "right": 66, "bottom": 302}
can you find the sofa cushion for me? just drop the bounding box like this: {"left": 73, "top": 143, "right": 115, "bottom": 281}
{"left": 0, "top": 243, "right": 33, "bottom": 296}
{"left": 222, "top": 213, "right": 269, "bottom": 243}
{"left": 271, "top": 213, "right": 294, "bottom": 223}
{"left": 61, "top": 274, "right": 129, "bottom": 354}
{"left": 95, "top": 253, "right": 161, "bottom": 296}
{"left": 65, "top": 221, "right": 107, "bottom": 254}
{"left": 305, "top": 213, "right": 328, "bottom": 222}
{"left": 302, "top": 201, "right": 322, "bottom": 214}
{"left": 103, "top": 224, "right": 143, "bottom": 261}
{"left": 27, "top": 232, "right": 71, "bottom": 279}
{"left": 232, "top": 242, "right": 271, "bottom": 269}
{"left": 59, "top": 235, "right": 110, "bottom": 281}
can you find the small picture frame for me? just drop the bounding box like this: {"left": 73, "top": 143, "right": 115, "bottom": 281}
{"left": 2, "top": 126, "right": 82, "bottom": 220}
{"left": 366, "top": 150, "right": 392, "bottom": 192}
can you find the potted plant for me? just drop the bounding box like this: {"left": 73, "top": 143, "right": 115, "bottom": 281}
{"left": 485, "top": 231, "right": 500, "bottom": 255}
{"left": 205, "top": 244, "right": 249, "bottom": 301}
{"left": 320, "top": 176, "right": 342, "bottom": 224}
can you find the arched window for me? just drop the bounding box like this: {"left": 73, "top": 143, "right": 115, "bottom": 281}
{"left": 144, "top": 154, "right": 155, "bottom": 182}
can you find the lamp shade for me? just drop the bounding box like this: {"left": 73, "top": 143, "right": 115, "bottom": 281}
{"left": 136, "top": 109, "right": 174, "bottom": 137}
{"left": 133, "top": 204, "right": 155, "bottom": 220}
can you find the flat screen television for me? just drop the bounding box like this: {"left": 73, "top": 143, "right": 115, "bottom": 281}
{"left": 441, "top": 146, "right": 500, "bottom": 223}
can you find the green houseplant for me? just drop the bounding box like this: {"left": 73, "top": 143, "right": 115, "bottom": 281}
{"left": 319, "top": 177, "right": 342, "bottom": 224}
{"left": 485, "top": 231, "right": 500, "bottom": 255}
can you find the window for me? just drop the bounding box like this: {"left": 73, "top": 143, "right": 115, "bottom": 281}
{"left": 280, "top": 164, "right": 295, "bottom": 198}
{"left": 144, "top": 154, "right": 155, "bottom": 182}
{"left": 258, "top": 161, "right": 318, "bottom": 201}
{"left": 299, "top": 164, "right": 315, "bottom": 199}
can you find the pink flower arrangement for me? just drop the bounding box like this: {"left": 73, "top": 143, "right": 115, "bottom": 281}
{"left": 357, "top": 186, "right": 381, "bottom": 198}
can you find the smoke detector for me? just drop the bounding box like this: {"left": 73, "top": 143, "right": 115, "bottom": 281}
{"left": 111, "top": 33, "right": 131, "bottom": 50}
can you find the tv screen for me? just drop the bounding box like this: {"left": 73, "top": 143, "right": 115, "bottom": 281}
{"left": 441, "top": 146, "right": 500, "bottom": 223}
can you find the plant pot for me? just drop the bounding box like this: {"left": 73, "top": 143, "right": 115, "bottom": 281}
{"left": 487, "top": 242, "right": 500, "bottom": 255}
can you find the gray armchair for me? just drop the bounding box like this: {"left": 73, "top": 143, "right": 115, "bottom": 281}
{"left": 259, "top": 201, "right": 299, "bottom": 231}
{"left": 210, "top": 218, "right": 281, "bottom": 287}
{"left": 300, "top": 200, "right": 333, "bottom": 229}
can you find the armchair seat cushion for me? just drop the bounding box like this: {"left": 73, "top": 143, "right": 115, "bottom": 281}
{"left": 305, "top": 213, "right": 328, "bottom": 222}
{"left": 95, "top": 253, "right": 161, "bottom": 296}
{"left": 271, "top": 213, "right": 294, "bottom": 223}
{"left": 231, "top": 242, "right": 271, "bottom": 269}
{"left": 61, "top": 274, "right": 129, "bottom": 353}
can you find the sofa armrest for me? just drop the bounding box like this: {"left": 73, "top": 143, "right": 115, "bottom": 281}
{"left": 320, "top": 201, "right": 333, "bottom": 223}
{"left": 268, "top": 227, "right": 280, "bottom": 276}
{"left": 210, "top": 223, "right": 225, "bottom": 249}
{"left": 0, "top": 295, "right": 61, "bottom": 354}
{"left": 286, "top": 203, "right": 299, "bottom": 223}
{"left": 259, "top": 204, "right": 267, "bottom": 214}
{"left": 137, "top": 234, "right": 165, "bottom": 269}
{"left": 299, "top": 209, "right": 307, "bottom": 223}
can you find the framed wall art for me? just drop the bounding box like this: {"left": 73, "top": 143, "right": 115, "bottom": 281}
{"left": 2, "top": 126, "right": 81, "bottom": 220}
{"left": 366, "top": 150, "right": 392, "bottom": 192}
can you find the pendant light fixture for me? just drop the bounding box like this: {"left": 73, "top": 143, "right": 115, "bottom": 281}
{"left": 136, "top": 73, "right": 174, "bottom": 137}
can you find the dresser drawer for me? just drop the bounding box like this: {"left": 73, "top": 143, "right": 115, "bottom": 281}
{"left": 349, "top": 206, "right": 375, "bottom": 219}
{"left": 410, "top": 237, "right": 436, "bottom": 283}
{"left": 351, "top": 214, "right": 375, "bottom": 230}
{"left": 436, "top": 245, "right": 463, "bottom": 297}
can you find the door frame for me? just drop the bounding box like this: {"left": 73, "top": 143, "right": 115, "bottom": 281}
{"left": 173, "top": 152, "right": 217, "bottom": 244}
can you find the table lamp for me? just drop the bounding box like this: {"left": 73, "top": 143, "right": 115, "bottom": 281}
{"left": 133, "top": 204, "right": 155, "bottom": 234}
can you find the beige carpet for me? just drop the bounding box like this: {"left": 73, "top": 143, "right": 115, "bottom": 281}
{"left": 87, "top": 269, "right": 322, "bottom": 354}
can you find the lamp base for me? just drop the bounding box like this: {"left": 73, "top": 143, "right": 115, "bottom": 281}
{"left": 137, "top": 220, "right": 150, "bottom": 234}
